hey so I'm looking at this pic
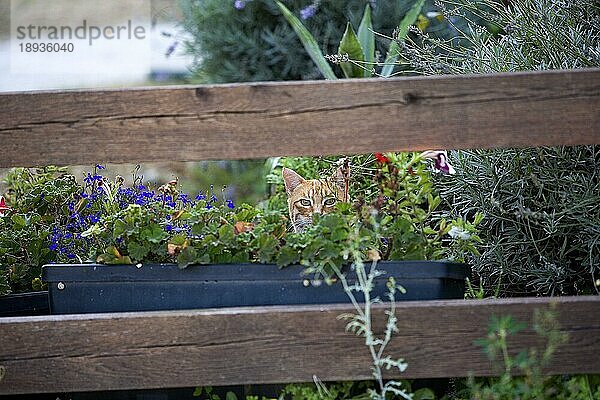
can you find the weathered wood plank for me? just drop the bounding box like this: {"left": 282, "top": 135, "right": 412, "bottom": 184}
{"left": 0, "top": 69, "right": 598, "bottom": 167}
{"left": 1, "top": 296, "right": 599, "bottom": 394}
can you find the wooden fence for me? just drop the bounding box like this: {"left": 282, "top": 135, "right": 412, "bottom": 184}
{"left": 0, "top": 68, "right": 599, "bottom": 395}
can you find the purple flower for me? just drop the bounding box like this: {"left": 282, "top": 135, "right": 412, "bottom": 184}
{"left": 300, "top": 4, "right": 318, "bottom": 19}
{"left": 83, "top": 173, "right": 103, "bottom": 185}
{"left": 195, "top": 193, "right": 206, "bottom": 201}
{"left": 165, "top": 41, "right": 178, "bottom": 58}
{"left": 96, "top": 164, "right": 106, "bottom": 170}
{"left": 234, "top": 0, "right": 246, "bottom": 9}
{"left": 164, "top": 195, "right": 176, "bottom": 208}
{"left": 165, "top": 224, "right": 173, "bottom": 232}
{"left": 420, "top": 150, "right": 456, "bottom": 175}
{"left": 179, "top": 193, "right": 191, "bottom": 205}
{"left": 226, "top": 199, "right": 235, "bottom": 209}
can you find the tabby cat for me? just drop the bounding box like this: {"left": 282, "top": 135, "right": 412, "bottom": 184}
{"left": 282, "top": 166, "right": 347, "bottom": 232}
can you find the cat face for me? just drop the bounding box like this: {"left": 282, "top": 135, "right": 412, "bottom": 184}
{"left": 282, "top": 167, "right": 347, "bottom": 232}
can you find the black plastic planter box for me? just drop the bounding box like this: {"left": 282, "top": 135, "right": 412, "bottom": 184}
{"left": 42, "top": 261, "right": 469, "bottom": 315}
{"left": 0, "top": 291, "right": 50, "bottom": 317}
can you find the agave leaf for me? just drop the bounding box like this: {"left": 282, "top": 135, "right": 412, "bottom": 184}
{"left": 357, "top": 4, "right": 374, "bottom": 77}
{"left": 275, "top": 1, "right": 337, "bottom": 80}
{"left": 381, "top": 0, "right": 425, "bottom": 77}
{"left": 338, "top": 22, "right": 365, "bottom": 78}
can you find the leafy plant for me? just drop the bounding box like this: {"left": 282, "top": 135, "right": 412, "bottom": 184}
{"left": 280, "top": 380, "right": 372, "bottom": 400}
{"left": 192, "top": 386, "right": 270, "bottom": 400}
{"left": 336, "top": 256, "right": 412, "bottom": 399}
{"left": 180, "top": 0, "right": 430, "bottom": 83}
{"left": 393, "top": 0, "right": 600, "bottom": 296}
{"left": 437, "top": 147, "right": 600, "bottom": 297}
{"left": 454, "top": 310, "right": 600, "bottom": 400}
{"left": 275, "top": 0, "right": 426, "bottom": 79}
{"left": 266, "top": 153, "right": 481, "bottom": 282}
{"left": 0, "top": 167, "right": 81, "bottom": 295}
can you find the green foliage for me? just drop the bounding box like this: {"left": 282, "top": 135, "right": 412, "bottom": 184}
{"left": 274, "top": 1, "right": 337, "bottom": 80}
{"left": 192, "top": 386, "right": 269, "bottom": 400}
{"left": 336, "top": 258, "right": 411, "bottom": 399}
{"left": 396, "top": 0, "right": 600, "bottom": 296}
{"left": 184, "top": 160, "right": 269, "bottom": 207}
{"left": 400, "top": 0, "right": 600, "bottom": 74}
{"left": 263, "top": 153, "right": 482, "bottom": 281}
{"left": 438, "top": 147, "right": 600, "bottom": 297}
{"left": 452, "top": 310, "right": 600, "bottom": 400}
{"left": 0, "top": 167, "right": 80, "bottom": 295}
{"left": 357, "top": 4, "right": 374, "bottom": 77}
{"left": 380, "top": 0, "right": 425, "bottom": 77}
{"left": 179, "top": 0, "right": 439, "bottom": 83}
{"left": 373, "top": 153, "right": 482, "bottom": 262}
{"left": 337, "top": 22, "right": 364, "bottom": 79}
{"left": 276, "top": 1, "right": 426, "bottom": 79}
{"left": 281, "top": 380, "right": 372, "bottom": 400}
{"left": 0, "top": 154, "right": 479, "bottom": 294}
{"left": 168, "top": 154, "right": 480, "bottom": 276}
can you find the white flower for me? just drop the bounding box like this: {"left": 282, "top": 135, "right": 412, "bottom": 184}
{"left": 448, "top": 226, "right": 471, "bottom": 240}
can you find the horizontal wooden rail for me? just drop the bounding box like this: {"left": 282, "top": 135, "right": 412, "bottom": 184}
{"left": 0, "top": 68, "right": 599, "bottom": 167}
{"left": 1, "top": 296, "right": 599, "bottom": 394}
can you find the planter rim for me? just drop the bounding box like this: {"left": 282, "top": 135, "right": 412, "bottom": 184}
{"left": 0, "top": 290, "right": 48, "bottom": 299}
{"left": 0, "top": 291, "right": 49, "bottom": 316}
{"left": 42, "top": 260, "right": 469, "bottom": 283}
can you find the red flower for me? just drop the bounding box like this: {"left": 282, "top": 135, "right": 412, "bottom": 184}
{"left": 0, "top": 196, "right": 11, "bottom": 217}
{"left": 374, "top": 153, "right": 390, "bottom": 164}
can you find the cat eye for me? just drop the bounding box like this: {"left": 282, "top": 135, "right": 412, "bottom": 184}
{"left": 299, "top": 199, "right": 312, "bottom": 207}
{"left": 324, "top": 198, "right": 337, "bottom": 206}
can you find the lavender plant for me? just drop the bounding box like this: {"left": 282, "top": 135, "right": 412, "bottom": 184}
{"left": 399, "top": 0, "right": 600, "bottom": 74}
{"left": 393, "top": 0, "right": 600, "bottom": 297}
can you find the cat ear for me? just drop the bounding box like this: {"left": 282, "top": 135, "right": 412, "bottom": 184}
{"left": 331, "top": 166, "right": 348, "bottom": 193}
{"left": 282, "top": 167, "right": 305, "bottom": 195}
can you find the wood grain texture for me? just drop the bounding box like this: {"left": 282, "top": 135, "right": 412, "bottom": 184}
{"left": 0, "top": 69, "right": 598, "bottom": 167}
{"left": 1, "top": 296, "right": 599, "bottom": 394}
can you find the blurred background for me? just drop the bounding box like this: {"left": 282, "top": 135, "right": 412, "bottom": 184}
{"left": 0, "top": 0, "right": 271, "bottom": 204}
